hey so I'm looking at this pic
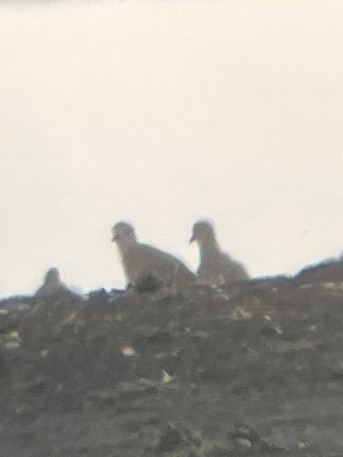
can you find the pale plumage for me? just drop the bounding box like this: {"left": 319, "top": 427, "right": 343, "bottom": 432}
{"left": 190, "top": 220, "right": 249, "bottom": 286}
{"left": 35, "top": 268, "right": 69, "bottom": 298}
{"left": 112, "top": 222, "right": 195, "bottom": 290}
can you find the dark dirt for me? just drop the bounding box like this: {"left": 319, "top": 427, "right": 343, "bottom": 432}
{"left": 1, "top": 259, "right": 343, "bottom": 456}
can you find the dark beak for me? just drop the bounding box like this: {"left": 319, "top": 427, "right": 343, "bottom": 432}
{"left": 189, "top": 234, "right": 196, "bottom": 243}
{"left": 111, "top": 234, "right": 118, "bottom": 242}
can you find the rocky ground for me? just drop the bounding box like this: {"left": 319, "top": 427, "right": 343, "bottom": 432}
{"left": 1, "top": 259, "right": 343, "bottom": 457}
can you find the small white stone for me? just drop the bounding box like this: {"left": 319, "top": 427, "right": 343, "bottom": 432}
{"left": 236, "top": 438, "right": 252, "bottom": 448}
{"left": 122, "top": 346, "right": 136, "bottom": 357}
{"left": 161, "top": 370, "right": 175, "bottom": 384}
{"left": 62, "top": 311, "right": 77, "bottom": 325}
{"left": 298, "top": 441, "right": 307, "bottom": 449}
{"left": 40, "top": 349, "right": 49, "bottom": 358}
{"left": 6, "top": 341, "right": 20, "bottom": 350}
{"left": 232, "top": 307, "right": 252, "bottom": 320}
{"left": 0, "top": 309, "right": 8, "bottom": 315}
{"left": 194, "top": 330, "right": 210, "bottom": 339}
{"left": 155, "top": 353, "right": 165, "bottom": 359}
{"left": 6, "top": 331, "right": 20, "bottom": 342}
{"left": 323, "top": 282, "right": 335, "bottom": 289}
{"left": 263, "top": 314, "right": 271, "bottom": 321}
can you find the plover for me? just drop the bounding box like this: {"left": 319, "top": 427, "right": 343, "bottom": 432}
{"left": 111, "top": 221, "right": 195, "bottom": 291}
{"left": 190, "top": 219, "right": 249, "bottom": 286}
{"left": 35, "top": 268, "right": 69, "bottom": 298}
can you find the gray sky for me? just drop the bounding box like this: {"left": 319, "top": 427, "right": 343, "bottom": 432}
{"left": 0, "top": 0, "right": 342, "bottom": 296}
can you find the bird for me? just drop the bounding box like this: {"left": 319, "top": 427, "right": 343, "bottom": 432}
{"left": 190, "top": 219, "right": 249, "bottom": 286}
{"left": 35, "top": 267, "right": 70, "bottom": 298}
{"left": 111, "top": 221, "right": 195, "bottom": 291}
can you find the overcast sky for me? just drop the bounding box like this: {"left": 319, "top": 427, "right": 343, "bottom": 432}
{"left": 0, "top": 0, "right": 342, "bottom": 297}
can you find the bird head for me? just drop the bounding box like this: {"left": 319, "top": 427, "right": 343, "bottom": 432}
{"left": 111, "top": 221, "right": 137, "bottom": 245}
{"left": 44, "top": 267, "right": 61, "bottom": 286}
{"left": 190, "top": 219, "right": 216, "bottom": 244}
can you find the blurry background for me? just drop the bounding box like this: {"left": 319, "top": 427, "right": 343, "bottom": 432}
{"left": 0, "top": 0, "right": 342, "bottom": 296}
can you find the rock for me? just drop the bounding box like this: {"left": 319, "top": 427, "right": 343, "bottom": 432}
{"left": 295, "top": 259, "right": 343, "bottom": 283}
{"left": 155, "top": 423, "right": 201, "bottom": 453}
{"left": 1, "top": 258, "right": 343, "bottom": 455}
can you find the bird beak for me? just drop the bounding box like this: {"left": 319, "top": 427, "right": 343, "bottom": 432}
{"left": 111, "top": 234, "right": 118, "bottom": 242}
{"left": 189, "top": 234, "right": 196, "bottom": 243}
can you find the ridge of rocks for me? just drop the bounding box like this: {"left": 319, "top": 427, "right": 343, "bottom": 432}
{"left": 0, "top": 258, "right": 343, "bottom": 456}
